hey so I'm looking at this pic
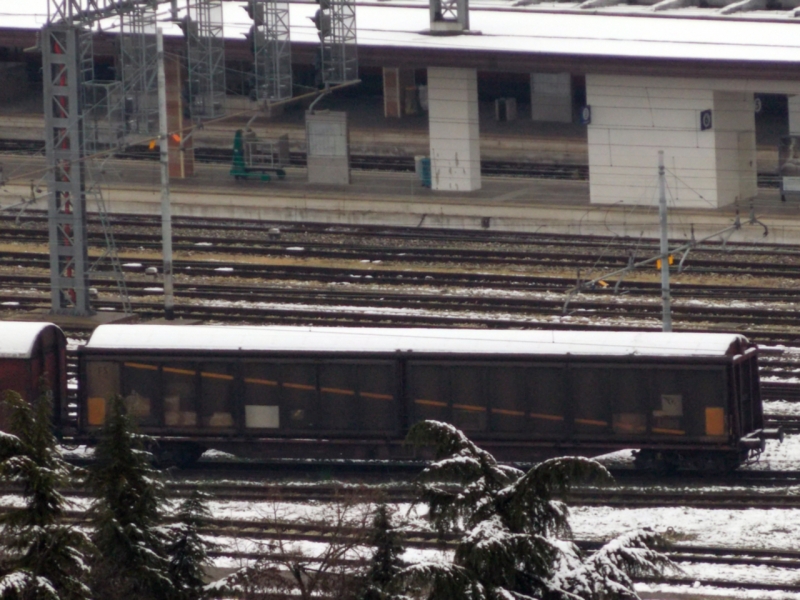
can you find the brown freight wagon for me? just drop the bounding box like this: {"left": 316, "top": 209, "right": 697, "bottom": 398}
{"left": 77, "top": 325, "right": 781, "bottom": 471}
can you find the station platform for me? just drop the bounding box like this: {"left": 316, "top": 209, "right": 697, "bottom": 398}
{"left": 1, "top": 154, "right": 799, "bottom": 245}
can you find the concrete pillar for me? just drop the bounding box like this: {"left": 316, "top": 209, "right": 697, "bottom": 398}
{"left": 585, "top": 74, "right": 758, "bottom": 209}
{"left": 713, "top": 91, "right": 756, "bottom": 204}
{"left": 383, "top": 67, "right": 415, "bottom": 118}
{"left": 788, "top": 95, "right": 800, "bottom": 135}
{"left": 428, "top": 67, "right": 481, "bottom": 191}
{"left": 530, "top": 73, "right": 572, "bottom": 123}
{"left": 165, "top": 53, "right": 194, "bottom": 178}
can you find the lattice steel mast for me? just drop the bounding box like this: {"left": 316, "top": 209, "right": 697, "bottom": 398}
{"left": 43, "top": 14, "right": 92, "bottom": 315}
{"left": 319, "top": 0, "right": 357, "bottom": 85}
{"left": 44, "top": 0, "right": 159, "bottom": 316}
{"left": 119, "top": 1, "right": 160, "bottom": 135}
{"left": 246, "top": 0, "right": 292, "bottom": 103}
{"left": 184, "top": 0, "right": 227, "bottom": 118}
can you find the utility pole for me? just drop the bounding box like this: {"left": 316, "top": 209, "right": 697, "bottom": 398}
{"left": 658, "top": 150, "right": 672, "bottom": 332}
{"left": 157, "top": 28, "right": 175, "bottom": 320}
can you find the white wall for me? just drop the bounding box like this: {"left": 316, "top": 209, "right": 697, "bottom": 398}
{"left": 587, "top": 75, "right": 717, "bottom": 208}
{"left": 713, "top": 91, "right": 756, "bottom": 205}
{"left": 428, "top": 67, "right": 481, "bottom": 191}
{"left": 586, "top": 75, "right": 788, "bottom": 208}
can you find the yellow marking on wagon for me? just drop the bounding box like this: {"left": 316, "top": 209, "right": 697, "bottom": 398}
{"left": 245, "top": 377, "right": 278, "bottom": 386}
{"left": 453, "top": 403, "right": 486, "bottom": 412}
{"left": 283, "top": 382, "right": 316, "bottom": 391}
{"left": 163, "top": 367, "right": 196, "bottom": 376}
{"left": 361, "top": 391, "right": 393, "bottom": 401}
{"left": 414, "top": 399, "right": 447, "bottom": 408}
{"left": 321, "top": 386, "right": 356, "bottom": 396}
{"left": 124, "top": 362, "right": 158, "bottom": 371}
{"left": 201, "top": 371, "right": 233, "bottom": 380}
{"left": 492, "top": 408, "right": 525, "bottom": 417}
{"left": 652, "top": 427, "right": 685, "bottom": 436}
{"left": 530, "top": 412, "right": 564, "bottom": 422}
{"left": 575, "top": 418, "right": 607, "bottom": 427}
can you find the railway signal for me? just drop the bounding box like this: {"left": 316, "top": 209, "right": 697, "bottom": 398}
{"left": 245, "top": 0, "right": 293, "bottom": 103}
{"left": 311, "top": 0, "right": 357, "bottom": 85}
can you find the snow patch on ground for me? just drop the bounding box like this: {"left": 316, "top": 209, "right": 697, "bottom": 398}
{"left": 569, "top": 505, "right": 800, "bottom": 552}
{"left": 763, "top": 400, "right": 800, "bottom": 417}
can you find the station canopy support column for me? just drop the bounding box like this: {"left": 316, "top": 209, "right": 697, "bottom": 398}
{"left": 586, "top": 74, "right": 762, "bottom": 208}
{"left": 789, "top": 95, "right": 800, "bottom": 135}
{"left": 427, "top": 67, "right": 481, "bottom": 191}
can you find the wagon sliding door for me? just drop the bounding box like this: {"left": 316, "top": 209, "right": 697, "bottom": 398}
{"left": 242, "top": 360, "right": 397, "bottom": 434}
{"left": 407, "top": 361, "right": 568, "bottom": 437}
{"left": 568, "top": 364, "right": 649, "bottom": 440}
{"left": 408, "top": 362, "right": 489, "bottom": 433}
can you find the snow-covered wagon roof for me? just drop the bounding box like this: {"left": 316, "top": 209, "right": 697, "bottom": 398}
{"left": 0, "top": 322, "right": 63, "bottom": 359}
{"left": 86, "top": 325, "right": 750, "bottom": 358}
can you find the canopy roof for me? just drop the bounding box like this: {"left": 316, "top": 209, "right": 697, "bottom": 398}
{"left": 7, "top": 0, "right": 800, "bottom": 65}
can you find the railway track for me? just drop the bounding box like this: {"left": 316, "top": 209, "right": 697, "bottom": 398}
{"left": 6, "top": 470, "right": 800, "bottom": 509}
{"left": 7, "top": 286, "right": 800, "bottom": 342}
{"left": 0, "top": 498, "right": 794, "bottom": 594}
{"left": 7, "top": 270, "right": 800, "bottom": 329}
{"left": 6, "top": 219, "right": 800, "bottom": 279}
{"left": 0, "top": 138, "right": 783, "bottom": 187}
{"left": 5, "top": 210, "right": 796, "bottom": 256}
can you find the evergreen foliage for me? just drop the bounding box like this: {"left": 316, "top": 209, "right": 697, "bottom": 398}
{"left": 167, "top": 490, "right": 215, "bottom": 600}
{"left": 0, "top": 388, "right": 92, "bottom": 600}
{"left": 87, "top": 395, "right": 174, "bottom": 600}
{"left": 400, "top": 420, "right": 677, "bottom": 600}
{"left": 361, "top": 504, "right": 406, "bottom": 600}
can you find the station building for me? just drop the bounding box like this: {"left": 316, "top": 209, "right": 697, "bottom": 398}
{"left": 2, "top": 0, "right": 800, "bottom": 212}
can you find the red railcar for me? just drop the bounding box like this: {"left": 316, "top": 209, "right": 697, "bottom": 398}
{"left": 0, "top": 322, "right": 67, "bottom": 430}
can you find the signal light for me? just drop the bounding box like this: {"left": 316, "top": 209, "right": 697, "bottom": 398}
{"left": 177, "top": 16, "right": 198, "bottom": 39}
{"left": 243, "top": 1, "right": 264, "bottom": 26}
{"left": 245, "top": 25, "right": 267, "bottom": 55}
{"left": 310, "top": 8, "right": 331, "bottom": 40}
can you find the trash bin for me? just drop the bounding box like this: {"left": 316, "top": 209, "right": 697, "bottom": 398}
{"left": 415, "top": 155, "right": 431, "bottom": 188}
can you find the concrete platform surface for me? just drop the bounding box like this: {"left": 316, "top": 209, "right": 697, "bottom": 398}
{"left": 1, "top": 155, "right": 799, "bottom": 245}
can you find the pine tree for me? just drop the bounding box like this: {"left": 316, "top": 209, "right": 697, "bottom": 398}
{"left": 0, "top": 388, "right": 92, "bottom": 600}
{"left": 167, "top": 490, "right": 215, "bottom": 600}
{"left": 399, "top": 420, "right": 676, "bottom": 600}
{"left": 361, "top": 504, "right": 405, "bottom": 600}
{"left": 87, "top": 394, "right": 175, "bottom": 600}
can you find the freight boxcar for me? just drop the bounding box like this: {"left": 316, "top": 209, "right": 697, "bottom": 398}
{"left": 77, "top": 325, "right": 778, "bottom": 470}
{"left": 0, "top": 321, "right": 67, "bottom": 431}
